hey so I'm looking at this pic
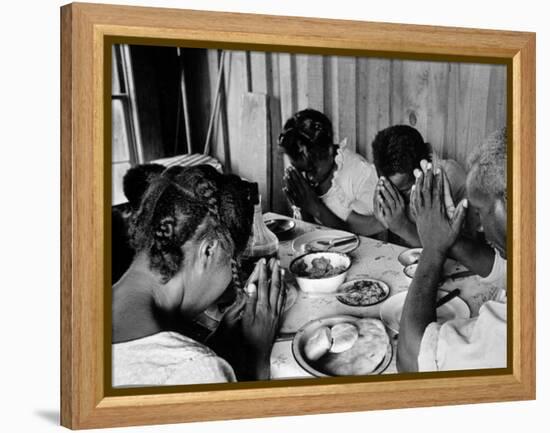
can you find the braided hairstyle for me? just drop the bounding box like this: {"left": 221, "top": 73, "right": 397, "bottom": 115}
{"left": 122, "top": 163, "right": 165, "bottom": 210}
{"left": 129, "top": 165, "right": 254, "bottom": 284}
{"left": 372, "top": 125, "right": 432, "bottom": 178}
{"left": 220, "top": 174, "right": 254, "bottom": 294}
{"left": 278, "top": 109, "right": 334, "bottom": 167}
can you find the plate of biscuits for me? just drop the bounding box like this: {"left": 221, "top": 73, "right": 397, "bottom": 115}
{"left": 292, "top": 315, "right": 392, "bottom": 377}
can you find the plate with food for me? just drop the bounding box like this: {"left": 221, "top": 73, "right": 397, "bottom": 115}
{"left": 292, "top": 230, "right": 359, "bottom": 254}
{"left": 264, "top": 217, "right": 296, "bottom": 236}
{"left": 379, "top": 289, "right": 471, "bottom": 333}
{"left": 289, "top": 252, "right": 351, "bottom": 294}
{"left": 336, "top": 278, "right": 390, "bottom": 307}
{"left": 292, "top": 315, "right": 392, "bottom": 377}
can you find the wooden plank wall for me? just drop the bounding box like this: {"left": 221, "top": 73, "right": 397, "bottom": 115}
{"left": 206, "top": 50, "right": 507, "bottom": 214}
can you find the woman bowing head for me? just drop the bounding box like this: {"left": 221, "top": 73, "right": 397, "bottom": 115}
{"left": 278, "top": 108, "right": 384, "bottom": 236}
{"left": 112, "top": 165, "right": 285, "bottom": 386}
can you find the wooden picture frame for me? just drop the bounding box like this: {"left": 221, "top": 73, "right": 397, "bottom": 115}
{"left": 61, "top": 2, "right": 535, "bottom": 429}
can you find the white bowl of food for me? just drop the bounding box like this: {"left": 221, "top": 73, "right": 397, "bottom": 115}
{"left": 289, "top": 252, "right": 351, "bottom": 294}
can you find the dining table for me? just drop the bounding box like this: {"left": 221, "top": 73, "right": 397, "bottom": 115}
{"left": 264, "top": 212, "right": 502, "bottom": 379}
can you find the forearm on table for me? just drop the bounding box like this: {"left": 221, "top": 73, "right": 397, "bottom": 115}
{"left": 239, "top": 349, "right": 271, "bottom": 381}
{"left": 397, "top": 249, "right": 446, "bottom": 372}
{"left": 347, "top": 212, "right": 386, "bottom": 236}
{"left": 252, "top": 355, "right": 271, "bottom": 381}
{"left": 210, "top": 338, "right": 271, "bottom": 381}
{"left": 206, "top": 329, "right": 248, "bottom": 380}
{"left": 310, "top": 203, "right": 386, "bottom": 237}
{"left": 298, "top": 209, "right": 315, "bottom": 223}
{"left": 309, "top": 202, "right": 351, "bottom": 231}
{"left": 448, "top": 238, "right": 495, "bottom": 278}
{"left": 392, "top": 219, "right": 422, "bottom": 247}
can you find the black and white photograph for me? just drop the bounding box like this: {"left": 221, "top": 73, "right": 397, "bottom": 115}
{"left": 110, "top": 44, "right": 508, "bottom": 387}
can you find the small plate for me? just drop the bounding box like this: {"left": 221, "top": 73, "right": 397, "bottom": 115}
{"left": 399, "top": 249, "right": 470, "bottom": 278}
{"left": 336, "top": 278, "right": 390, "bottom": 307}
{"left": 403, "top": 260, "right": 470, "bottom": 280}
{"left": 379, "top": 290, "right": 471, "bottom": 333}
{"left": 292, "top": 230, "right": 359, "bottom": 254}
{"left": 398, "top": 248, "right": 423, "bottom": 266}
{"left": 264, "top": 218, "right": 296, "bottom": 236}
{"left": 403, "top": 263, "right": 418, "bottom": 279}
{"left": 292, "top": 315, "right": 392, "bottom": 377}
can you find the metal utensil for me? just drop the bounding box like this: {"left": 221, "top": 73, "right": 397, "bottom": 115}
{"left": 315, "top": 235, "right": 357, "bottom": 246}
{"left": 443, "top": 270, "right": 476, "bottom": 281}
{"left": 309, "top": 235, "right": 357, "bottom": 251}
{"left": 436, "top": 288, "right": 461, "bottom": 309}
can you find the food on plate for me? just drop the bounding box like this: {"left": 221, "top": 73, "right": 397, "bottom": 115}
{"left": 336, "top": 280, "right": 388, "bottom": 306}
{"left": 304, "top": 323, "right": 358, "bottom": 361}
{"left": 329, "top": 323, "right": 359, "bottom": 353}
{"left": 304, "top": 326, "right": 332, "bottom": 361}
{"left": 317, "top": 318, "right": 389, "bottom": 376}
{"left": 302, "top": 318, "right": 390, "bottom": 376}
{"left": 293, "top": 256, "right": 348, "bottom": 279}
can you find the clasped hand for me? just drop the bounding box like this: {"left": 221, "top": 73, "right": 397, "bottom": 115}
{"left": 373, "top": 177, "right": 409, "bottom": 231}
{"left": 282, "top": 166, "right": 320, "bottom": 215}
{"left": 410, "top": 160, "right": 468, "bottom": 255}
{"left": 219, "top": 258, "right": 286, "bottom": 365}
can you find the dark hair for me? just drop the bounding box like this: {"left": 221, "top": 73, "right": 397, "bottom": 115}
{"left": 278, "top": 108, "right": 334, "bottom": 163}
{"left": 371, "top": 125, "right": 432, "bottom": 178}
{"left": 129, "top": 165, "right": 254, "bottom": 283}
{"left": 123, "top": 163, "right": 166, "bottom": 210}
{"left": 219, "top": 174, "right": 255, "bottom": 255}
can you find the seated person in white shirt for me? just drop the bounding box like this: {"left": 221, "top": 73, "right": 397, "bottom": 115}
{"left": 112, "top": 165, "right": 285, "bottom": 386}
{"left": 279, "top": 108, "right": 384, "bottom": 236}
{"left": 373, "top": 125, "right": 497, "bottom": 278}
{"left": 371, "top": 125, "right": 473, "bottom": 246}
{"left": 397, "top": 128, "right": 507, "bottom": 372}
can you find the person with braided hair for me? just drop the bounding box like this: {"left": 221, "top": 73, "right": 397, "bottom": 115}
{"left": 112, "top": 163, "right": 166, "bottom": 283}
{"left": 279, "top": 108, "right": 385, "bottom": 236}
{"left": 112, "top": 165, "right": 286, "bottom": 386}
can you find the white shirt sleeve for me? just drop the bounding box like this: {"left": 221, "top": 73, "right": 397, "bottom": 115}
{"left": 319, "top": 142, "right": 377, "bottom": 220}
{"left": 480, "top": 249, "right": 507, "bottom": 294}
{"left": 349, "top": 159, "right": 378, "bottom": 216}
{"left": 417, "top": 301, "right": 507, "bottom": 372}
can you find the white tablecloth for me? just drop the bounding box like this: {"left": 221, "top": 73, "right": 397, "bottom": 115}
{"left": 265, "top": 213, "right": 500, "bottom": 379}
